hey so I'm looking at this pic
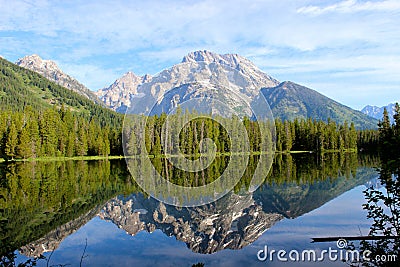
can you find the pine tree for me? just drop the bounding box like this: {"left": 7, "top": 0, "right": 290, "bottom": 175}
{"left": 349, "top": 122, "right": 357, "bottom": 149}
{"left": 393, "top": 103, "right": 400, "bottom": 149}
{"left": 28, "top": 118, "right": 40, "bottom": 158}
{"left": 283, "top": 120, "right": 293, "bottom": 151}
{"left": 378, "top": 107, "right": 392, "bottom": 147}
{"left": 66, "top": 133, "right": 75, "bottom": 157}
{"left": 17, "top": 125, "right": 32, "bottom": 159}
{"left": 76, "top": 123, "right": 88, "bottom": 156}
{"left": 102, "top": 128, "right": 111, "bottom": 156}
{"left": 5, "top": 121, "right": 18, "bottom": 160}
{"left": 39, "top": 109, "right": 59, "bottom": 156}
{"left": 0, "top": 112, "right": 7, "bottom": 158}
{"left": 393, "top": 103, "right": 400, "bottom": 133}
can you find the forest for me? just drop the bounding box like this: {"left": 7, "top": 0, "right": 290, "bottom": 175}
{"left": 0, "top": 106, "right": 122, "bottom": 160}
{"left": 0, "top": 105, "right": 387, "bottom": 161}
{"left": 0, "top": 56, "right": 391, "bottom": 161}
{"left": 124, "top": 111, "right": 376, "bottom": 159}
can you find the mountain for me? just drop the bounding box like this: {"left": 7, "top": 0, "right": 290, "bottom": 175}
{"left": 362, "top": 103, "right": 397, "bottom": 123}
{"left": 0, "top": 57, "right": 121, "bottom": 127}
{"left": 98, "top": 165, "right": 377, "bottom": 254}
{"left": 19, "top": 206, "right": 101, "bottom": 258}
{"left": 100, "top": 192, "right": 283, "bottom": 254}
{"left": 262, "top": 81, "right": 378, "bottom": 129}
{"left": 16, "top": 54, "right": 104, "bottom": 106}
{"left": 97, "top": 50, "right": 377, "bottom": 128}
{"left": 95, "top": 71, "right": 152, "bottom": 113}
{"left": 96, "top": 50, "right": 279, "bottom": 115}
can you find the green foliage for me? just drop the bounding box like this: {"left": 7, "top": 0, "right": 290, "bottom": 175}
{"left": 345, "top": 106, "right": 400, "bottom": 266}
{"left": 5, "top": 121, "right": 18, "bottom": 160}
{"left": 357, "top": 148, "right": 400, "bottom": 267}
{"left": 254, "top": 152, "right": 378, "bottom": 218}
{"left": 0, "top": 108, "right": 119, "bottom": 159}
{"left": 261, "top": 81, "right": 378, "bottom": 129}
{"left": 378, "top": 103, "right": 400, "bottom": 157}
{"left": 0, "top": 160, "right": 137, "bottom": 256}
{"left": 0, "top": 57, "right": 123, "bottom": 156}
{"left": 0, "top": 58, "right": 125, "bottom": 159}
{"left": 0, "top": 153, "right": 379, "bottom": 259}
{"left": 276, "top": 118, "right": 362, "bottom": 153}
{"left": 0, "top": 55, "right": 382, "bottom": 160}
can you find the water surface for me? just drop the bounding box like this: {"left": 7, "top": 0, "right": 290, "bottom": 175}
{"left": 0, "top": 153, "right": 385, "bottom": 266}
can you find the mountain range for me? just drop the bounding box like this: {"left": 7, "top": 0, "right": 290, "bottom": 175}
{"left": 16, "top": 55, "right": 104, "bottom": 106}
{"left": 19, "top": 163, "right": 377, "bottom": 257}
{"left": 10, "top": 51, "right": 378, "bottom": 128}
{"left": 99, "top": 165, "right": 377, "bottom": 254}
{"left": 361, "top": 103, "right": 397, "bottom": 123}
{"left": 0, "top": 56, "right": 122, "bottom": 128}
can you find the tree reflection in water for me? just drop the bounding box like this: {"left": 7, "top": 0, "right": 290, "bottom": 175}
{"left": 352, "top": 158, "right": 400, "bottom": 266}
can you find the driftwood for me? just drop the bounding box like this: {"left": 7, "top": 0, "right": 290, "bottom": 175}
{"left": 311, "top": 236, "right": 399, "bottom": 243}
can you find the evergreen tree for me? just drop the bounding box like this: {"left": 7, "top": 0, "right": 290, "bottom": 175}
{"left": 392, "top": 103, "right": 400, "bottom": 151}
{"left": 17, "top": 125, "right": 32, "bottom": 159}
{"left": 393, "top": 103, "right": 400, "bottom": 135}
{"left": 349, "top": 122, "right": 357, "bottom": 150}
{"left": 5, "top": 122, "right": 18, "bottom": 160}
{"left": 76, "top": 123, "right": 88, "bottom": 156}
{"left": 28, "top": 118, "right": 40, "bottom": 158}
{"left": 378, "top": 108, "right": 393, "bottom": 148}
{"left": 66, "top": 133, "right": 75, "bottom": 157}
{"left": 283, "top": 120, "right": 293, "bottom": 151}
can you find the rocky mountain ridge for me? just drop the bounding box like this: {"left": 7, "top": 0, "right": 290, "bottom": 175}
{"left": 95, "top": 50, "right": 280, "bottom": 116}
{"left": 362, "top": 103, "right": 397, "bottom": 123}
{"left": 99, "top": 192, "right": 283, "bottom": 254}
{"left": 19, "top": 206, "right": 101, "bottom": 258}
{"left": 95, "top": 50, "right": 377, "bottom": 128}
{"left": 13, "top": 51, "right": 378, "bottom": 128}
{"left": 16, "top": 54, "right": 104, "bottom": 105}
{"left": 14, "top": 164, "right": 378, "bottom": 257}
{"left": 95, "top": 71, "right": 152, "bottom": 113}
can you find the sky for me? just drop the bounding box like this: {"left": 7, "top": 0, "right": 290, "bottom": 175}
{"left": 0, "top": 0, "right": 399, "bottom": 110}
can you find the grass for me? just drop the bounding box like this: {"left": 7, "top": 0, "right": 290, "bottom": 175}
{"left": 0, "top": 149, "right": 358, "bottom": 163}
{"left": 2, "top": 155, "right": 126, "bottom": 163}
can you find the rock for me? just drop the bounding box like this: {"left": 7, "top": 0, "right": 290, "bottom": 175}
{"left": 95, "top": 72, "right": 152, "bottom": 112}
{"left": 16, "top": 55, "right": 103, "bottom": 105}
{"left": 99, "top": 192, "right": 283, "bottom": 254}
{"left": 96, "top": 50, "right": 279, "bottom": 115}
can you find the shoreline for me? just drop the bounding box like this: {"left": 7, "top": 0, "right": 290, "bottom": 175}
{"left": 0, "top": 149, "right": 358, "bottom": 163}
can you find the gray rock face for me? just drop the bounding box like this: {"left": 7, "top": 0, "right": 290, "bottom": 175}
{"left": 96, "top": 50, "right": 280, "bottom": 115}
{"left": 16, "top": 54, "right": 103, "bottom": 105}
{"left": 362, "top": 103, "right": 397, "bottom": 123}
{"left": 95, "top": 72, "right": 152, "bottom": 113}
{"left": 99, "top": 192, "right": 283, "bottom": 254}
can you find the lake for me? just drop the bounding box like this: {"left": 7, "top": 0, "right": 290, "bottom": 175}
{"left": 1, "top": 153, "right": 397, "bottom": 266}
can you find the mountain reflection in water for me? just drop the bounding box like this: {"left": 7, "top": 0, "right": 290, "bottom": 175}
{"left": 0, "top": 153, "right": 381, "bottom": 266}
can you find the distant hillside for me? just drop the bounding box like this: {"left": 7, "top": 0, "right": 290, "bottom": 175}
{"left": 0, "top": 57, "right": 122, "bottom": 128}
{"left": 362, "top": 103, "right": 397, "bottom": 123}
{"left": 16, "top": 54, "right": 104, "bottom": 106}
{"left": 261, "top": 81, "right": 378, "bottom": 129}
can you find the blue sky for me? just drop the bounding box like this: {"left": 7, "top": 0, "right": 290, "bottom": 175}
{"left": 0, "top": 0, "right": 399, "bottom": 109}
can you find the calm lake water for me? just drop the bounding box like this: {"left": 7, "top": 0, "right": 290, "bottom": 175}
{"left": 1, "top": 153, "right": 394, "bottom": 266}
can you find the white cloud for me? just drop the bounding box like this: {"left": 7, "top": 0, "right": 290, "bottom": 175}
{"left": 297, "top": 0, "right": 400, "bottom": 15}
{"left": 0, "top": 0, "right": 399, "bottom": 107}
